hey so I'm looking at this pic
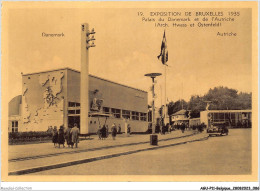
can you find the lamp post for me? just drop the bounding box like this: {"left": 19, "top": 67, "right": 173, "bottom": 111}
{"left": 80, "top": 23, "right": 96, "bottom": 135}
{"left": 204, "top": 101, "right": 212, "bottom": 128}
{"left": 145, "top": 73, "right": 162, "bottom": 134}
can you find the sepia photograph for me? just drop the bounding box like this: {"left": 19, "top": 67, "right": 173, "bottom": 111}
{"left": 1, "top": 1, "right": 258, "bottom": 186}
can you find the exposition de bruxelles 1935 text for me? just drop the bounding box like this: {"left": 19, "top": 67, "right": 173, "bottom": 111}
{"left": 137, "top": 11, "right": 243, "bottom": 37}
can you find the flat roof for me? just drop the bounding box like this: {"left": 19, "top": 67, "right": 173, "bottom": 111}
{"left": 201, "top": 110, "right": 252, "bottom": 113}
{"left": 22, "top": 67, "right": 147, "bottom": 93}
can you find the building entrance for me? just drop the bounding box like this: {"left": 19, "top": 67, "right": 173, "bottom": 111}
{"left": 68, "top": 116, "right": 80, "bottom": 129}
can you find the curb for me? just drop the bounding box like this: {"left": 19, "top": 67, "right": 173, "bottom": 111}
{"left": 9, "top": 131, "right": 199, "bottom": 162}
{"left": 9, "top": 134, "right": 208, "bottom": 175}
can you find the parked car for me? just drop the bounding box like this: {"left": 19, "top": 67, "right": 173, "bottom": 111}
{"left": 207, "top": 122, "right": 229, "bottom": 136}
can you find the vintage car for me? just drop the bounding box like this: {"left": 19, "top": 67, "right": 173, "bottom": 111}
{"left": 207, "top": 122, "right": 229, "bottom": 136}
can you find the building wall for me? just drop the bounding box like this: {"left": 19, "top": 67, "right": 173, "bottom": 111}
{"left": 66, "top": 69, "right": 148, "bottom": 133}
{"left": 89, "top": 75, "right": 147, "bottom": 112}
{"left": 189, "top": 118, "right": 201, "bottom": 127}
{"left": 200, "top": 110, "right": 252, "bottom": 128}
{"left": 200, "top": 111, "right": 208, "bottom": 126}
{"left": 21, "top": 69, "right": 67, "bottom": 131}
{"left": 8, "top": 95, "right": 22, "bottom": 132}
{"left": 8, "top": 115, "right": 21, "bottom": 132}
{"left": 12, "top": 68, "right": 148, "bottom": 133}
{"left": 67, "top": 69, "right": 147, "bottom": 111}
{"left": 171, "top": 114, "right": 189, "bottom": 123}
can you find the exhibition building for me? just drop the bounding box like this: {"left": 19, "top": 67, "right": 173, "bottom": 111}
{"left": 8, "top": 68, "right": 150, "bottom": 134}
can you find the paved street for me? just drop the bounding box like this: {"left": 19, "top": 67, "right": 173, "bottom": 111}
{"left": 9, "top": 130, "right": 194, "bottom": 160}
{"left": 29, "top": 129, "right": 251, "bottom": 175}
{"left": 9, "top": 130, "right": 205, "bottom": 175}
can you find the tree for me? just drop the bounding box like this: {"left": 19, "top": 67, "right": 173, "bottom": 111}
{"left": 203, "top": 86, "right": 251, "bottom": 110}
{"left": 167, "top": 99, "right": 188, "bottom": 116}
{"left": 166, "top": 86, "right": 251, "bottom": 119}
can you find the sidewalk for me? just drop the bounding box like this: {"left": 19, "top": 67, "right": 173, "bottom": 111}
{"left": 9, "top": 130, "right": 196, "bottom": 160}
{"left": 9, "top": 130, "right": 209, "bottom": 175}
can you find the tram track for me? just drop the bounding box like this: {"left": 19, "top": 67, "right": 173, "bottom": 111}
{"left": 9, "top": 133, "right": 208, "bottom": 175}
{"left": 9, "top": 131, "right": 199, "bottom": 163}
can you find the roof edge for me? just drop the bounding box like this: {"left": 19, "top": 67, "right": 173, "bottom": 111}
{"left": 22, "top": 67, "right": 148, "bottom": 93}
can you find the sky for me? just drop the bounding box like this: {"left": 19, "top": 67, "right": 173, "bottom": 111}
{"left": 5, "top": 6, "right": 252, "bottom": 107}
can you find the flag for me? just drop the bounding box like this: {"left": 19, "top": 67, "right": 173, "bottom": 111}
{"left": 157, "top": 30, "right": 168, "bottom": 65}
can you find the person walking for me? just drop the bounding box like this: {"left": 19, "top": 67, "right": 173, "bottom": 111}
{"left": 97, "top": 125, "right": 102, "bottom": 140}
{"left": 101, "top": 125, "right": 106, "bottom": 140}
{"left": 65, "top": 125, "right": 72, "bottom": 147}
{"left": 127, "top": 124, "right": 131, "bottom": 137}
{"left": 118, "top": 124, "right": 121, "bottom": 134}
{"left": 124, "top": 118, "right": 128, "bottom": 136}
{"left": 181, "top": 122, "right": 185, "bottom": 133}
{"left": 111, "top": 123, "right": 117, "bottom": 140}
{"left": 58, "top": 125, "right": 65, "bottom": 148}
{"left": 70, "top": 123, "right": 79, "bottom": 148}
{"left": 105, "top": 125, "right": 109, "bottom": 138}
{"left": 52, "top": 126, "right": 58, "bottom": 147}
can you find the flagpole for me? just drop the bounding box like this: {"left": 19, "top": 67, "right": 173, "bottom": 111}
{"left": 164, "top": 64, "right": 167, "bottom": 125}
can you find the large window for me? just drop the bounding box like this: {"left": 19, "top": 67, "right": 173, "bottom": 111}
{"left": 103, "top": 107, "right": 110, "bottom": 114}
{"left": 12, "top": 121, "right": 18, "bottom": 132}
{"left": 140, "top": 113, "right": 147, "bottom": 121}
{"left": 111, "top": 108, "right": 120, "bottom": 118}
{"left": 122, "top": 110, "right": 130, "bottom": 119}
{"left": 132, "top": 111, "right": 139, "bottom": 120}
{"left": 68, "top": 102, "right": 80, "bottom": 107}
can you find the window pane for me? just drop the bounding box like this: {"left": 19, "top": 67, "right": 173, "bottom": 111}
{"left": 136, "top": 112, "right": 139, "bottom": 120}
{"left": 68, "top": 110, "right": 76, "bottom": 114}
{"left": 68, "top": 102, "right": 75, "bottom": 107}
{"left": 122, "top": 110, "right": 130, "bottom": 119}
{"left": 103, "top": 107, "right": 110, "bottom": 114}
{"left": 111, "top": 108, "right": 120, "bottom": 118}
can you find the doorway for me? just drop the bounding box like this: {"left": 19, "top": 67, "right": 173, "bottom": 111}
{"left": 68, "top": 116, "right": 80, "bottom": 129}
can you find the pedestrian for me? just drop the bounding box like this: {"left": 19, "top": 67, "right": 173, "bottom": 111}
{"left": 101, "top": 125, "right": 106, "bottom": 140}
{"left": 118, "top": 124, "right": 121, "bottom": 134}
{"left": 105, "top": 125, "right": 109, "bottom": 138}
{"left": 124, "top": 118, "right": 128, "bottom": 136}
{"left": 58, "top": 125, "right": 65, "bottom": 148}
{"left": 166, "top": 123, "right": 170, "bottom": 133}
{"left": 97, "top": 125, "right": 102, "bottom": 140}
{"left": 181, "top": 123, "right": 185, "bottom": 133}
{"left": 70, "top": 123, "right": 79, "bottom": 148}
{"left": 127, "top": 124, "right": 131, "bottom": 136}
{"left": 65, "top": 125, "right": 72, "bottom": 147}
{"left": 52, "top": 126, "right": 58, "bottom": 147}
{"left": 111, "top": 123, "right": 117, "bottom": 140}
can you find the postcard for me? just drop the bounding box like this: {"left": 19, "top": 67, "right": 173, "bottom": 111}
{"left": 1, "top": 1, "right": 258, "bottom": 186}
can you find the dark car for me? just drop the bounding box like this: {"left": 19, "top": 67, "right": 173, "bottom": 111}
{"left": 207, "top": 122, "right": 229, "bottom": 136}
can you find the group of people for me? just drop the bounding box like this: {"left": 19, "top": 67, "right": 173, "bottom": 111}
{"left": 174, "top": 123, "right": 189, "bottom": 133}
{"left": 155, "top": 123, "right": 173, "bottom": 135}
{"left": 51, "top": 123, "right": 79, "bottom": 149}
{"left": 97, "top": 123, "right": 131, "bottom": 140}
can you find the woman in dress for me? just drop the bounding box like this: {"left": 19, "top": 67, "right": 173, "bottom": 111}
{"left": 52, "top": 126, "right": 58, "bottom": 147}
{"left": 127, "top": 124, "right": 131, "bottom": 137}
{"left": 111, "top": 123, "right": 117, "bottom": 140}
{"left": 65, "top": 125, "right": 72, "bottom": 147}
{"left": 58, "top": 125, "right": 65, "bottom": 148}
